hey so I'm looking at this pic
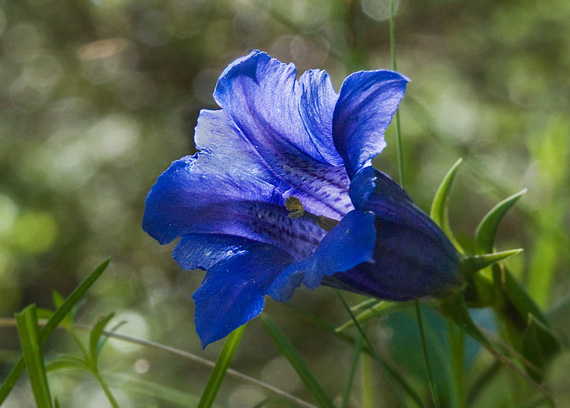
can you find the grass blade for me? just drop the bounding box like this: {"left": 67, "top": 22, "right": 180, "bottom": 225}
{"left": 198, "top": 324, "right": 247, "bottom": 408}
{"left": 0, "top": 258, "right": 110, "bottom": 403}
{"left": 336, "top": 292, "right": 409, "bottom": 408}
{"left": 260, "top": 314, "right": 335, "bottom": 408}
{"left": 15, "top": 305, "right": 53, "bottom": 408}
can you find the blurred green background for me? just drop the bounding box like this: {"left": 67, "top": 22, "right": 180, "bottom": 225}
{"left": 1, "top": 0, "right": 569, "bottom": 406}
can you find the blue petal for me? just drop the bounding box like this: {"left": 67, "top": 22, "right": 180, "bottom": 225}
{"left": 333, "top": 71, "right": 409, "bottom": 178}
{"left": 268, "top": 210, "right": 376, "bottom": 301}
{"left": 192, "top": 243, "right": 294, "bottom": 348}
{"left": 213, "top": 50, "right": 353, "bottom": 219}
{"left": 325, "top": 167, "right": 461, "bottom": 300}
{"left": 142, "top": 153, "right": 326, "bottom": 261}
{"left": 172, "top": 234, "right": 256, "bottom": 271}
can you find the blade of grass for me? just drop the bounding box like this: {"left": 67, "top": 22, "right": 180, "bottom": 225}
{"left": 198, "top": 324, "right": 247, "bottom": 408}
{"left": 336, "top": 291, "right": 410, "bottom": 408}
{"left": 15, "top": 305, "right": 53, "bottom": 408}
{"left": 260, "top": 314, "right": 335, "bottom": 408}
{"left": 360, "top": 346, "right": 374, "bottom": 408}
{"left": 340, "top": 329, "right": 364, "bottom": 408}
{"left": 389, "top": 0, "right": 404, "bottom": 188}
{"left": 447, "top": 321, "right": 466, "bottom": 408}
{"left": 0, "top": 258, "right": 110, "bottom": 404}
{"left": 283, "top": 304, "right": 424, "bottom": 407}
{"left": 414, "top": 300, "right": 441, "bottom": 408}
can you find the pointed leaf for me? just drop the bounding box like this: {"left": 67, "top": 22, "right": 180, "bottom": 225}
{"left": 260, "top": 314, "right": 335, "bottom": 408}
{"left": 51, "top": 291, "right": 72, "bottom": 329}
{"left": 45, "top": 355, "right": 90, "bottom": 373}
{"left": 441, "top": 293, "right": 553, "bottom": 398}
{"left": 198, "top": 324, "right": 247, "bottom": 408}
{"left": 336, "top": 300, "right": 410, "bottom": 332}
{"left": 0, "top": 259, "right": 111, "bottom": 404}
{"left": 89, "top": 313, "right": 116, "bottom": 365}
{"left": 96, "top": 320, "right": 128, "bottom": 358}
{"left": 15, "top": 305, "right": 54, "bottom": 408}
{"left": 462, "top": 249, "right": 523, "bottom": 278}
{"left": 502, "top": 268, "right": 548, "bottom": 326}
{"left": 475, "top": 190, "right": 526, "bottom": 254}
{"left": 430, "top": 158, "right": 463, "bottom": 252}
{"left": 522, "top": 314, "right": 562, "bottom": 382}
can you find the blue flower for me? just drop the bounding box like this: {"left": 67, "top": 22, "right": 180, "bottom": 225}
{"left": 143, "top": 51, "right": 461, "bottom": 347}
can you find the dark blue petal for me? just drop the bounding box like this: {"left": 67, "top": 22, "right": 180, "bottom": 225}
{"left": 325, "top": 167, "right": 461, "bottom": 300}
{"left": 192, "top": 243, "right": 294, "bottom": 348}
{"left": 213, "top": 50, "right": 353, "bottom": 219}
{"left": 333, "top": 71, "right": 409, "bottom": 178}
{"left": 268, "top": 210, "right": 376, "bottom": 301}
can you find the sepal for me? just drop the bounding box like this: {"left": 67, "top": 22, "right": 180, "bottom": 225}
{"left": 430, "top": 158, "right": 463, "bottom": 253}
{"left": 475, "top": 189, "right": 527, "bottom": 254}
{"left": 461, "top": 250, "right": 522, "bottom": 279}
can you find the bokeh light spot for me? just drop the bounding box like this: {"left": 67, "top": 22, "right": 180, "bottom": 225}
{"left": 13, "top": 211, "right": 58, "bottom": 254}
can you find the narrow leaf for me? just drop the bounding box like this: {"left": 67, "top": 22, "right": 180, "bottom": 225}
{"left": 440, "top": 293, "right": 552, "bottom": 399}
{"left": 15, "top": 305, "right": 53, "bottom": 408}
{"left": 430, "top": 158, "right": 463, "bottom": 252}
{"left": 475, "top": 189, "right": 526, "bottom": 254}
{"left": 522, "top": 314, "right": 562, "bottom": 382}
{"left": 260, "top": 314, "right": 335, "bottom": 408}
{"left": 336, "top": 300, "right": 409, "bottom": 332}
{"left": 198, "top": 324, "right": 247, "bottom": 408}
{"left": 0, "top": 258, "right": 111, "bottom": 404}
{"left": 45, "top": 355, "right": 91, "bottom": 373}
{"left": 461, "top": 249, "right": 522, "bottom": 277}
{"left": 89, "top": 313, "right": 115, "bottom": 365}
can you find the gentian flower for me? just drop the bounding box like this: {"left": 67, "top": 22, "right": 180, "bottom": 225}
{"left": 143, "top": 50, "right": 462, "bottom": 347}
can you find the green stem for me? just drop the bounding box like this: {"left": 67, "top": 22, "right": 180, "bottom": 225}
{"left": 415, "top": 301, "right": 441, "bottom": 408}
{"left": 336, "top": 292, "right": 409, "bottom": 408}
{"left": 447, "top": 321, "right": 466, "bottom": 408}
{"left": 340, "top": 330, "right": 364, "bottom": 408}
{"left": 389, "top": 0, "right": 405, "bottom": 188}
{"left": 93, "top": 370, "right": 120, "bottom": 408}
{"left": 360, "top": 346, "right": 375, "bottom": 408}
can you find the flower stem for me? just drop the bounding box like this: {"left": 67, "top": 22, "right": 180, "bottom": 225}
{"left": 448, "top": 321, "right": 466, "bottom": 408}
{"left": 415, "top": 301, "right": 441, "bottom": 408}
{"left": 389, "top": 0, "right": 405, "bottom": 188}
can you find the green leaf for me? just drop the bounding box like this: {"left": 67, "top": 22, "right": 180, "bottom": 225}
{"left": 0, "top": 258, "right": 111, "bottom": 404}
{"left": 15, "top": 305, "right": 54, "bottom": 408}
{"left": 522, "top": 314, "right": 562, "bottom": 382}
{"left": 440, "top": 293, "right": 491, "bottom": 349}
{"left": 461, "top": 249, "right": 523, "bottom": 278}
{"left": 96, "top": 319, "right": 127, "bottom": 359}
{"left": 112, "top": 374, "right": 205, "bottom": 407}
{"left": 340, "top": 331, "right": 363, "bottom": 408}
{"left": 440, "top": 293, "right": 553, "bottom": 399}
{"left": 198, "top": 324, "right": 247, "bottom": 408}
{"left": 45, "top": 355, "right": 90, "bottom": 373}
{"left": 260, "top": 314, "right": 335, "bottom": 408}
{"left": 336, "top": 300, "right": 410, "bottom": 332}
{"left": 475, "top": 189, "right": 526, "bottom": 254}
{"left": 89, "top": 313, "right": 116, "bottom": 365}
{"left": 430, "top": 158, "right": 463, "bottom": 252}
{"left": 502, "top": 268, "right": 548, "bottom": 326}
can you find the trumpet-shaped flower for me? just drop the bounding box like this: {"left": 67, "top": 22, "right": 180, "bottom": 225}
{"left": 143, "top": 50, "right": 461, "bottom": 347}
